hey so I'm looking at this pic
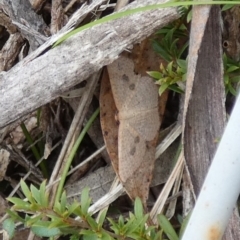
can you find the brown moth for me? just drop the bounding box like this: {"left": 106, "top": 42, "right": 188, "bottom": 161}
{"left": 107, "top": 55, "right": 160, "bottom": 204}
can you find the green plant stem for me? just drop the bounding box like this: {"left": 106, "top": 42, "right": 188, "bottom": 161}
{"left": 20, "top": 123, "right": 48, "bottom": 178}
{"left": 54, "top": 1, "right": 240, "bottom": 46}
{"left": 54, "top": 107, "right": 100, "bottom": 204}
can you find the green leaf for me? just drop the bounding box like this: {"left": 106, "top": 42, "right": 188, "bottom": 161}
{"left": 224, "top": 75, "right": 229, "bottom": 85}
{"left": 168, "top": 85, "right": 184, "bottom": 94}
{"left": 67, "top": 200, "right": 81, "bottom": 215}
{"left": 3, "top": 218, "right": 15, "bottom": 239}
{"left": 81, "top": 229, "right": 98, "bottom": 240}
{"left": 177, "top": 43, "right": 189, "bottom": 59}
{"left": 7, "top": 197, "right": 31, "bottom": 211}
{"left": 134, "top": 197, "right": 143, "bottom": 219}
{"left": 31, "top": 225, "right": 61, "bottom": 237}
{"left": 186, "top": 9, "right": 192, "bottom": 23}
{"left": 54, "top": 201, "right": 62, "bottom": 215}
{"left": 228, "top": 83, "right": 237, "bottom": 96}
{"left": 30, "top": 184, "right": 41, "bottom": 204}
{"left": 48, "top": 218, "right": 67, "bottom": 228}
{"left": 157, "top": 214, "right": 179, "bottom": 240}
{"left": 72, "top": 204, "right": 83, "bottom": 217}
{"left": 152, "top": 230, "right": 162, "bottom": 240}
{"left": 159, "top": 83, "right": 169, "bottom": 96}
{"left": 101, "top": 231, "right": 113, "bottom": 240}
{"left": 108, "top": 218, "right": 120, "bottom": 235}
{"left": 227, "top": 65, "right": 239, "bottom": 73}
{"left": 70, "top": 235, "right": 80, "bottom": 240}
{"left": 86, "top": 215, "right": 98, "bottom": 230}
{"left": 167, "top": 62, "right": 174, "bottom": 75}
{"left": 39, "top": 180, "right": 48, "bottom": 207}
{"left": 231, "top": 75, "right": 240, "bottom": 83}
{"left": 6, "top": 209, "right": 25, "bottom": 222}
{"left": 97, "top": 208, "right": 108, "bottom": 229}
{"left": 176, "top": 59, "right": 187, "bottom": 72}
{"left": 155, "top": 27, "right": 172, "bottom": 34}
{"left": 81, "top": 188, "right": 91, "bottom": 216}
{"left": 25, "top": 214, "right": 43, "bottom": 226}
{"left": 125, "top": 215, "right": 147, "bottom": 236}
{"left": 152, "top": 41, "right": 172, "bottom": 62}
{"left": 147, "top": 71, "right": 162, "bottom": 79}
{"left": 222, "top": 4, "right": 234, "bottom": 11}
{"left": 60, "top": 191, "right": 67, "bottom": 213}
{"left": 179, "top": 212, "right": 191, "bottom": 239}
{"left": 118, "top": 215, "right": 125, "bottom": 228}
{"left": 20, "top": 179, "right": 32, "bottom": 201}
{"left": 157, "top": 229, "right": 164, "bottom": 240}
{"left": 165, "top": 28, "right": 174, "bottom": 46}
{"left": 170, "top": 38, "right": 179, "bottom": 55}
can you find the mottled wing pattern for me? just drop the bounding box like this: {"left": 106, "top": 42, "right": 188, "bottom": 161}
{"left": 107, "top": 55, "right": 160, "bottom": 203}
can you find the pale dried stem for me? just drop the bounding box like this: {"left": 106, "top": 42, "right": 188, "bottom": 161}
{"left": 48, "top": 72, "right": 100, "bottom": 207}
{"left": 0, "top": 0, "right": 180, "bottom": 128}
{"left": 51, "top": 0, "right": 65, "bottom": 34}
{"left": 0, "top": 33, "right": 24, "bottom": 71}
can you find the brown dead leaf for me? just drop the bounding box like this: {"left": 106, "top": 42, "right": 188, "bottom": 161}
{"left": 100, "top": 68, "right": 119, "bottom": 174}
{"left": 105, "top": 55, "right": 160, "bottom": 204}
{"left": 132, "top": 38, "right": 162, "bottom": 75}
{"left": 10, "top": 117, "right": 37, "bottom": 145}
{"left": 0, "top": 149, "right": 10, "bottom": 181}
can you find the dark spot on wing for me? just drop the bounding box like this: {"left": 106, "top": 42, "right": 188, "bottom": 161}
{"left": 122, "top": 74, "right": 129, "bottom": 82}
{"left": 145, "top": 141, "right": 151, "bottom": 149}
{"left": 104, "top": 131, "right": 108, "bottom": 136}
{"left": 130, "top": 146, "right": 136, "bottom": 156}
{"left": 129, "top": 83, "right": 135, "bottom": 90}
{"left": 134, "top": 136, "right": 140, "bottom": 143}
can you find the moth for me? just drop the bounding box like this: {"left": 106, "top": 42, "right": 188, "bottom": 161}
{"left": 106, "top": 55, "right": 160, "bottom": 204}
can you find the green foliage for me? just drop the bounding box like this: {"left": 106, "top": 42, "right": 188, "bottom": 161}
{"left": 20, "top": 122, "right": 48, "bottom": 178}
{"left": 223, "top": 54, "right": 240, "bottom": 96}
{"left": 148, "top": 61, "right": 187, "bottom": 96}
{"left": 149, "top": 12, "right": 240, "bottom": 96}
{"left": 148, "top": 24, "right": 188, "bottom": 96}
{"left": 158, "top": 215, "right": 179, "bottom": 240}
{"left": 3, "top": 218, "right": 15, "bottom": 239}
{"left": 152, "top": 25, "right": 189, "bottom": 62}
{"left": 6, "top": 180, "right": 190, "bottom": 239}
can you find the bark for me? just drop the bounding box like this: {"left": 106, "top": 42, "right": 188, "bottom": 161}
{"left": 0, "top": 0, "right": 49, "bottom": 50}
{"left": 51, "top": 0, "right": 65, "bottom": 34}
{"left": 184, "top": 6, "right": 240, "bottom": 239}
{"left": 184, "top": 6, "right": 226, "bottom": 194}
{"left": 0, "top": 0, "right": 181, "bottom": 128}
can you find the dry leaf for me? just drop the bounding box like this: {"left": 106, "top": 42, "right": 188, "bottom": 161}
{"left": 100, "top": 68, "right": 119, "bottom": 174}
{"left": 107, "top": 55, "right": 160, "bottom": 204}
{"left": 10, "top": 117, "right": 37, "bottom": 145}
{"left": 0, "top": 149, "right": 10, "bottom": 181}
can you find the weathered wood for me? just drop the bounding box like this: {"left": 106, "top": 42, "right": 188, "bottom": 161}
{"left": 0, "top": 0, "right": 181, "bottom": 128}
{"left": 184, "top": 6, "right": 240, "bottom": 239}
{"left": 184, "top": 6, "right": 225, "bottom": 194}
{"left": 51, "top": 0, "right": 65, "bottom": 34}
{"left": 0, "top": 33, "right": 24, "bottom": 71}
{"left": 0, "top": 0, "right": 49, "bottom": 50}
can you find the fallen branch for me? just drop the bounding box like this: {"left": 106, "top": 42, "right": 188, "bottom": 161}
{"left": 0, "top": 0, "right": 181, "bottom": 128}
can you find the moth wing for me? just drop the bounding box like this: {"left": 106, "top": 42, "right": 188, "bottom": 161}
{"left": 108, "top": 56, "right": 137, "bottom": 111}
{"left": 123, "top": 76, "right": 159, "bottom": 111}
{"left": 118, "top": 120, "right": 157, "bottom": 202}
